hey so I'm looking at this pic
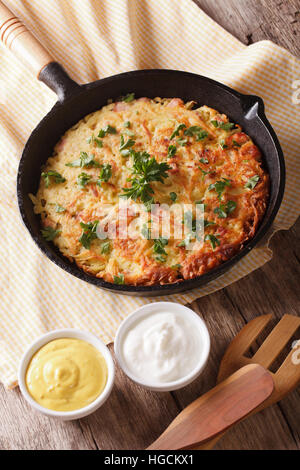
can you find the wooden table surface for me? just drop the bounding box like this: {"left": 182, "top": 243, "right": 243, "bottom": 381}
{"left": 1, "top": 0, "right": 299, "bottom": 451}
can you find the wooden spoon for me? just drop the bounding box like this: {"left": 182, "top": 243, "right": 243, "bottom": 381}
{"left": 148, "top": 314, "right": 300, "bottom": 450}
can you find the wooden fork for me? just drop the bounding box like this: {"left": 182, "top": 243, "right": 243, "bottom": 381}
{"left": 148, "top": 314, "right": 300, "bottom": 450}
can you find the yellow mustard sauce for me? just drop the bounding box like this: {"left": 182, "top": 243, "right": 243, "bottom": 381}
{"left": 25, "top": 338, "right": 108, "bottom": 412}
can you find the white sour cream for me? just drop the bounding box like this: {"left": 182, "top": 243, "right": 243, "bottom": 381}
{"left": 121, "top": 310, "right": 203, "bottom": 383}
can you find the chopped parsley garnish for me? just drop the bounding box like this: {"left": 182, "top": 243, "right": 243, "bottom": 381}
{"left": 101, "top": 240, "right": 111, "bottom": 254}
{"left": 124, "top": 121, "right": 131, "bottom": 128}
{"left": 167, "top": 145, "right": 177, "bottom": 158}
{"left": 54, "top": 204, "right": 66, "bottom": 213}
{"left": 170, "top": 192, "right": 177, "bottom": 202}
{"left": 66, "top": 152, "right": 100, "bottom": 168}
{"left": 42, "top": 170, "right": 66, "bottom": 188}
{"left": 200, "top": 168, "right": 210, "bottom": 180}
{"left": 204, "top": 219, "right": 216, "bottom": 227}
{"left": 141, "top": 223, "right": 151, "bottom": 239}
{"left": 208, "top": 178, "right": 231, "bottom": 200}
{"left": 170, "top": 123, "right": 186, "bottom": 140}
{"left": 199, "top": 157, "right": 209, "bottom": 164}
{"left": 204, "top": 234, "right": 220, "bottom": 249}
{"left": 87, "top": 134, "right": 103, "bottom": 148}
{"left": 211, "top": 120, "right": 235, "bottom": 131}
{"left": 232, "top": 140, "right": 241, "bottom": 147}
{"left": 113, "top": 274, "right": 125, "bottom": 284}
{"left": 98, "top": 125, "right": 117, "bottom": 138}
{"left": 79, "top": 220, "right": 99, "bottom": 249}
{"left": 153, "top": 237, "right": 168, "bottom": 256}
{"left": 178, "top": 233, "right": 192, "bottom": 248}
{"left": 171, "top": 264, "right": 182, "bottom": 270}
{"left": 120, "top": 150, "right": 170, "bottom": 210}
{"left": 120, "top": 135, "right": 135, "bottom": 156}
{"left": 97, "top": 164, "right": 112, "bottom": 186}
{"left": 245, "top": 175, "right": 259, "bottom": 189}
{"left": 177, "top": 137, "right": 188, "bottom": 146}
{"left": 220, "top": 139, "right": 228, "bottom": 149}
{"left": 155, "top": 254, "right": 167, "bottom": 263}
{"left": 77, "top": 172, "right": 92, "bottom": 189}
{"left": 183, "top": 211, "right": 203, "bottom": 241}
{"left": 183, "top": 210, "right": 197, "bottom": 233}
{"left": 41, "top": 226, "right": 61, "bottom": 241}
{"left": 214, "top": 200, "right": 237, "bottom": 218}
{"left": 184, "top": 126, "right": 208, "bottom": 141}
{"left": 121, "top": 93, "right": 135, "bottom": 103}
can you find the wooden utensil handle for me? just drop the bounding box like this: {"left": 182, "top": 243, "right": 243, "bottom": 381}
{"left": 0, "top": 1, "right": 54, "bottom": 77}
{"left": 147, "top": 364, "right": 274, "bottom": 450}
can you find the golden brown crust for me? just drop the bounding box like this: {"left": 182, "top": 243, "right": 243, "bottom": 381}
{"left": 32, "top": 98, "right": 269, "bottom": 286}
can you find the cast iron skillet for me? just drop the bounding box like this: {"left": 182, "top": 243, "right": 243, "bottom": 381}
{"left": 1, "top": 3, "right": 285, "bottom": 296}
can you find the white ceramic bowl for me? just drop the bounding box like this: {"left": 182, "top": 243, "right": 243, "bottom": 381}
{"left": 18, "top": 329, "right": 115, "bottom": 420}
{"left": 114, "top": 302, "right": 210, "bottom": 392}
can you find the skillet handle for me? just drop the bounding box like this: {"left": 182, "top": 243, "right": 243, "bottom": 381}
{"left": 0, "top": 1, "right": 54, "bottom": 77}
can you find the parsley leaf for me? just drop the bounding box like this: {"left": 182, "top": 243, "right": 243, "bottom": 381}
{"left": 141, "top": 223, "right": 151, "bottom": 239}
{"left": 66, "top": 152, "right": 100, "bottom": 168}
{"left": 120, "top": 135, "right": 135, "bottom": 156}
{"left": 204, "top": 219, "right": 216, "bottom": 227}
{"left": 97, "top": 164, "right": 112, "bottom": 186}
{"left": 211, "top": 120, "right": 235, "bottom": 131}
{"left": 124, "top": 121, "right": 131, "bottom": 128}
{"left": 220, "top": 139, "right": 228, "bottom": 149}
{"left": 87, "top": 134, "right": 103, "bottom": 148}
{"left": 171, "top": 264, "right": 182, "bottom": 270}
{"left": 178, "top": 233, "right": 192, "bottom": 248}
{"left": 245, "top": 175, "right": 259, "bottom": 189}
{"left": 200, "top": 168, "right": 210, "bottom": 180}
{"left": 79, "top": 220, "right": 99, "bottom": 249}
{"left": 153, "top": 237, "right": 168, "bottom": 256}
{"left": 204, "top": 234, "right": 220, "bottom": 249}
{"left": 77, "top": 172, "right": 92, "bottom": 189}
{"left": 170, "top": 123, "right": 186, "bottom": 140}
{"left": 177, "top": 137, "right": 188, "bottom": 146}
{"left": 208, "top": 178, "right": 231, "bottom": 200}
{"left": 42, "top": 171, "right": 66, "bottom": 188}
{"left": 167, "top": 145, "right": 177, "bottom": 158}
{"left": 101, "top": 240, "right": 111, "bottom": 254}
{"left": 155, "top": 254, "right": 167, "bottom": 263}
{"left": 121, "top": 93, "right": 135, "bottom": 103}
{"left": 98, "top": 125, "right": 117, "bottom": 138}
{"left": 54, "top": 204, "right": 66, "bottom": 213}
{"left": 199, "top": 157, "right": 209, "bottom": 164}
{"left": 120, "top": 151, "right": 170, "bottom": 209}
{"left": 114, "top": 274, "right": 125, "bottom": 284}
{"left": 214, "top": 201, "right": 237, "bottom": 219}
{"left": 184, "top": 126, "right": 208, "bottom": 141}
{"left": 170, "top": 192, "right": 177, "bottom": 202}
{"left": 41, "top": 226, "right": 61, "bottom": 241}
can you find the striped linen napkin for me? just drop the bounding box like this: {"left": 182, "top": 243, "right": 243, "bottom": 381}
{"left": 0, "top": 0, "right": 299, "bottom": 388}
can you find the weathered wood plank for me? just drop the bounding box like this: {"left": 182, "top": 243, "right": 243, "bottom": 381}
{"left": 193, "top": 0, "right": 300, "bottom": 56}
{"left": 79, "top": 345, "right": 180, "bottom": 450}
{"left": 0, "top": 384, "right": 95, "bottom": 450}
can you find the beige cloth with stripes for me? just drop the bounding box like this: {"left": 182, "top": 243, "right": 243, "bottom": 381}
{"left": 0, "top": 0, "right": 299, "bottom": 388}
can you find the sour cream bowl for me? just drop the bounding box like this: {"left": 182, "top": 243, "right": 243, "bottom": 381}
{"left": 18, "top": 329, "right": 115, "bottom": 420}
{"left": 114, "top": 302, "right": 210, "bottom": 392}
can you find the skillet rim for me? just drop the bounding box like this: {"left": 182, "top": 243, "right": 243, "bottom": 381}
{"left": 17, "top": 69, "right": 285, "bottom": 296}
